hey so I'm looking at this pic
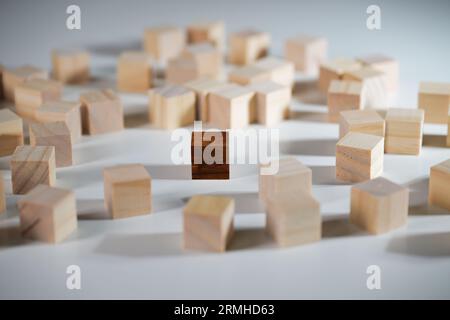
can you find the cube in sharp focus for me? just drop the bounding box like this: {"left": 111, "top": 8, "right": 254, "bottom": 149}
{"left": 336, "top": 132, "right": 384, "bottom": 183}
{"left": 228, "top": 65, "right": 271, "bottom": 86}
{"left": 318, "top": 58, "right": 361, "bottom": 92}
{"left": 0, "top": 175, "right": 5, "bottom": 214}
{"left": 351, "top": 177, "right": 409, "bottom": 234}
{"left": 29, "top": 121, "right": 73, "bottom": 167}
{"left": 339, "top": 109, "right": 385, "bottom": 139}
{"left": 429, "top": 159, "right": 450, "bottom": 211}
{"left": 385, "top": 108, "right": 424, "bottom": 155}
{"left": 11, "top": 145, "right": 56, "bottom": 195}
{"left": 79, "top": 89, "right": 124, "bottom": 135}
{"left": 327, "top": 80, "right": 365, "bottom": 122}
{"left": 418, "top": 82, "right": 450, "bottom": 124}
{"left": 52, "top": 49, "right": 90, "bottom": 84}
{"left": 191, "top": 131, "right": 229, "bottom": 180}
{"left": 17, "top": 184, "right": 77, "bottom": 243}
{"left": 103, "top": 164, "right": 152, "bottom": 219}
{"left": 2, "top": 65, "right": 48, "bottom": 102}
{"left": 266, "top": 191, "right": 321, "bottom": 247}
{"left": 143, "top": 26, "right": 185, "bottom": 62}
{"left": 284, "top": 34, "right": 327, "bottom": 75}
{"left": 181, "top": 43, "right": 223, "bottom": 80}
{"left": 228, "top": 30, "right": 270, "bottom": 66}
{"left": 183, "top": 195, "right": 234, "bottom": 252}
{"left": 149, "top": 84, "right": 195, "bottom": 129}
{"left": 357, "top": 54, "right": 399, "bottom": 91}
{"left": 0, "top": 109, "right": 24, "bottom": 157}
{"left": 254, "top": 57, "right": 295, "bottom": 87}
{"left": 187, "top": 21, "right": 225, "bottom": 51}
{"left": 117, "top": 51, "right": 153, "bottom": 93}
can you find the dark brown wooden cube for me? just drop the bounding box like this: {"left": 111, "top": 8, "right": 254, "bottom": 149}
{"left": 191, "top": 131, "right": 229, "bottom": 180}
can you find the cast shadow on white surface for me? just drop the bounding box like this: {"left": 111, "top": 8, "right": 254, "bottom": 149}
{"left": 77, "top": 199, "right": 109, "bottom": 220}
{"left": 229, "top": 228, "right": 273, "bottom": 251}
{"left": 0, "top": 225, "right": 30, "bottom": 249}
{"left": 386, "top": 232, "right": 450, "bottom": 257}
{"left": 57, "top": 166, "right": 103, "bottom": 189}
{"left": 406, "top": 177, "right": 449, "bottom": 215}
{"left": 279, "top": 139, "right": 337, "bottom": 156}
{"left": 422, "top": 134, "right": 447, "bottom": 148}
{"left": 293, "top": 79, "right": 326, "bottom": 105}
{"left": 289, "top": 110, "right": 328, "bottom": 123}
{"left": 322, "top": 214, "right": 365, "bottom": 238}
{"left": 310, "top": 166, "right": 351, "bottom": 186}
{"left": 0, "top": 156, "right": 11, "bottom": 170}
{"left": 73, "top": 141, "right": 125, "bottom": 165}
{"left": 145, "top": 164, "right": 191, "bottom": 180}
{"left": 124, "top": 111, "right": 149, "bottom": 128}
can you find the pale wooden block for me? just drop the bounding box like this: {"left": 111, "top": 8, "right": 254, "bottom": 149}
{"left": 208, "top": 84, "right": 255, "bottom": 129}
{"left": 351, "top": 177, "right": 409, "bottom": 234}
{"left": 117, "top": 51, "right": 152, "bottom": 93}
{"left": 357, "top": 54, "right": 399, "bottom": 91}
{"left": 385, "top": 108, "right": 424, "bottom": 155}
{"left": 418, "top": 82, "right": 450, "bottom": 124}
{"left": 34, "top": 100, "right": 82, "bottom": 143}
{"left": 447, "top": 109, "right": 450, "bottom": 147}
{"left": 52, "top": 49, "right": 90, "bottom": 84}
{"left": 17, "top": 184, "right": 77, "bottom": 243}
{"left": 339, "top": 109, "right": 385, "bottom": 139}
{"left": 181, "top": 43, "right": 222, "bottom": 79}
{"left": 0, "top": 175, "right": 5, "bottom": 214}
{"left": 336, "top": 132, "right": 384, "bottom": 183}
{"left": 14, "top": 78, "right": 63, "bottom": 120}
{"left": 149, "top": 84, "right": 195, "bottom": 129}
{"left": 254, "top": 57, "right": 295, "bottom": 87}
{"left": 11, "top": 145, "right": 56, "bottom": 195}
{"left": 228, "top": 65, "right": 271, "bottom": 86}
{"left": 318, "top": 58, "right": 361, "bottom": 92}
{"left": 79, "top": 89, "right": 124, "bottom": 135}
{"left": 284, "top": 34, "right": 327, "bottom": 75}
{"left": 29, "top": 121, "right": 72, "bottom": 168}
{"left": 166, "top": 57, "right": 201, "bottom": 85}
{"left": 143, "top": 26, "right": 185, "bottom": 62}
{"left": 0, "top": 109, "right": 24, "bottom": 157}
{"left": 429, "top": 159, "right": 450, "bottom": 211}
{"left": 2, "top": 65, "right": 48, "bottom": 102}
{"left": 0, "top": 64, "right": 4, "bottom": 100}
{"left": 327, "top": 80, "right": 364, "bottom": 122}
{"left": 266, "top": 191, "right": 321, "bottom": 247}
{"left": 228, "top": 30, "right": 270, "bottom": 65}
{"left": 103, "top": 164, "right": 152, "bottom": 219}
{"left": 187, "top": 21, "right": 225, "bottom": 51}
{"left": 183, "top": 195, "right": 234, "bottom": 252}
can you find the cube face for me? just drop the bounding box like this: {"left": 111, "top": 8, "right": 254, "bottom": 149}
{"left": 0, "top": 109, "right": 24, "bottom": 157}
{"left": 251, "top": 81, "right": 291, "bottom": 127}
{"left": 52, "top": 50, "right": 90, "bottom": 84}
{"left": 254, "top": 57, "right": 295, "bottom": 87}
{"left": 181, "top": 43, "right": 223, "bottom": 79}
{"left": 357, "top": 54, "right": 399, "bottom": 91}
{"left": 117, "top": 51, "right": 152, "bottom": 93}
{"left": 418, "top": 82, "right": 450, "bottom": 124}
{"left": 339, "top": 109, "right": 385, "bottom": 139}
{"left": 0, "top": 176, "right": 5, "bottom": 214}
{"left": 429, "top": 159, "right": 450, "bottom": 211}
{"left": 319, "top": 58, "right": 361, "bottom": 92}
{"left": 2, "top": 65, "right": 48, "bottom": 102}
{"left": 447, "top": 110, "right": 450, "bottom": 147}
{"left": 166, "top": 57, "right": 201, "bottom": 85}
{"left": 284, "top": 35, "right": 327, "bottom": 75}
{"left": 228, "top": 65, "right": 271, "bottom": 86}
{"left": 343, "top": 67, "right": 387, "bottom": 109}
{"left": 327, "top": 80, "right": 364, "bottom": 122}
{"left": 191, "top": 131, "right": 229, "bottom": 180}
{"left": 228, "top": 30, "right": 270, "bottom": 65}
{"left": 385, "top": 108, "right": 424, "bottom": 155}
{"left": 144, "top": 26, "right": 185, "bottom": 62}
{"left": 187, "top": 21, "right": 225, "bottom": 51}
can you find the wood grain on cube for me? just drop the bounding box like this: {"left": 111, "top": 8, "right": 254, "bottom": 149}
{"left": 117, "top": 51, "right": 152, "bottom": 93}
{"left": 418, "top": 82, "right": 450, "bottom": 124}
{"left": 0, "top": 109, "right": 24, "bottom": 157}
{"left": 357, "top": 54, "right": 398, "bottom": 91}
{"left": 343, "top": 67, "right": 387, "bottom": 109}
{"left": 228, "top": 65, "right": 271, "bottom": 86}
{"left": 191, "top": 131, "right": 229, "bottom": 180}
{"left": 339, "top": 109, "right": 385, "bottom": 139}
{"left": 228, "top": 30, "right": 270, "bottom": 66}
{"left": 284, "top": 34, "right": 327, "bottom": 75}
{"left": 181, "top": 43, "right": 222, "bottom": 80}
{"left": 166, "top": 57, "right": 201, "bottom": 85}
{"left": 428, "top": 159, "right": 450, "bottom": 211}
{"left": 2, "top": 65, "right": 48, "bottom": 102}
{"left": 327, "top": 80, "right": 364, "bottom": 122}
{"left": 52, "top": 49, "right": 90, "bottom": 84}
{"left": 254, "top": 57, "right": 295, "bottom": 87}
{"left": 187, "top": 21, "right": 225, "bottom": 51}
{"left": 144, "top": 26, "right": 185, "bottom": 62}
{"left": 385, "top": 108, "right": 424, "bottom": 155}
{"left": 318, "top": 58, "right": 361, "bottom": 92}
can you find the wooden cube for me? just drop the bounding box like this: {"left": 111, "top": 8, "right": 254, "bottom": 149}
{"left": 181, "top": 43, "right": 222, "bottom": 79}
{"left": 0, "top": 64, "right": 4, "bottom": 100}
{"left": 52, "top": 49, "right": 90, "bottom": 84}
{"left": 17, "top": 184, "right": 77, "bottom": 243}
{"left": 447, "top": 109, "right": 450, "bottom": 147}
{"left": 327, "top": 80, "right": 364, "bottom": 122}
{"left": 429, "top": 159, "right": 450, "bottom": 211}
{"left": 11, "top": 145, "right": 56, "bottom": 195}
{"left": 385, "top": 108, "right": 424, "bottom": 155}
{"left": 117, "top": 51, "right": 152, "bottom": 93}
{"left": 351, "top": 177, "right": 409, "bottom": 234}
{"left": 266, "top": 191, "right": 321, "bottom": 247}
{"left": 0, "top": 109, "right": 24, "bottom": 157}
{"left": 339, "top": 109, "right": 385, "bottom": 139}
{"left": 319, "top": 58, "right": 361, "bottom": 92}
{"left": 208, "top": 84, "right": 255, "bottom": 129}
{"left": 103, "top": 164, "right": 152, "bottom": 219}
{"left": 149, "top": 84, "right": 195, "bottom": 129}
{"left": 29, "top": 121, "right": 72, "bottom": 168}
{"left": 79, "top": 89, "right": 124, "bottom": 135}
{"left": 336, "top": 132, "right": 384, "bottom": 183}
{"left": 228, "top": 30, "right": 270, "bottom": 65}
{"left": 166, "top": 57, "right": 202, "bottom": 85}
{"left": 254, "top": 57, "right": 295, "bottom": 87}
{"left": 187, "top": 21, "right": 225, "bottom": 51}
{"left": 2, "top": 65, "right": 48, "bottom": 102}
{"left": 144, "top": 26, "right": 185, "bottom": 62}
{"left": 34, "top": 100, "right": 82, "bottom": 143}
{"left": 284, "top": 34, "right": 327, "bottom": 75}
{"left": 0, "top": 175, "right": 5, "bottom": 214}
{"left": 228, "top": 65, "right": 271, "bottom": 86}
{"left": 183, "top": 195, "right": 234, "bottom": 252}
{"left": 418, "top": 82, "right": 450, "bottom": 124}
{"left": 357, "top": 54, "right": 398, "bottom": 91}
{"left": 191, "top": 131, "right": 229, "bottom": 180}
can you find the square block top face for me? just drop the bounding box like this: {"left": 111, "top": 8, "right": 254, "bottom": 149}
{"left": 357, "top": 54, "right": 395, "bottom": 65}
{"left": 39, "top": 100, "right": 80, "bottom": 114}
{"left": 146, "top": 25, "right": 180, "bottom": 34}
{"left": 329, "top": 80, "right": 363, "bottom": 95}
{"left": 267, "top": 157, "right": 310, "bottom": 178}
{"left": 0, "top": 109, "right": 22, "bottom": 124}
{"left": 352, "top": 177, "right": 406, "bottom": 198}
{"left": 184, "top": 195, "right": 234, "bottom": 218}
{"left": 337, "top": 132, "right": 384, "bottom": 151}
{"left": 8, "top": 65, "right": 47, "bottom": 78}
{"left": 184, "top": 78, "right": 228, "bottom": 93}
{"left": 152, "top": 84, "right": 193, "bottom": 98}
{"left": 288, "top": 34, "right": 326, "bottom": 45}
{"left": 188, "top": 21, "right": 223, "bottom": 29}
{"left": 103, "top": 164, "right": 150, "bottom": 183}
{"left": 419, "top": 82, "right": 450, "bottom": 96}
{"left": 168, "top": 57, "right": 196, "bottom": 69}
{"left": 432, "top": 158, "right": 450, "bottom": 174}
{"left": 267, "top": 191, "right": 319, "bottom": 214}
{"left": 255, "top": 57, "right": 291, "bottom": 70}
{"left": 321, "top": 58, "right": 361, "bottom": 74}
{"left": 119, "top": 51, "right": 152, "bottom": 63}
{"left": 80, "top": 89, "right": 118, "bottom": 104}
{"left": 386, "top": 108, "right": 424, "bottom": 123}
{"left": 229, "top": 65, "right": 270, "bottom": 80}
{"left": 340, "top": 110, "right": 384, "bottom": 125}
{"left": 232, "top": 29, "right": 267, "bottom": 39}
{"left": 18, "top": 78, "right": 61, "bottom": 91}
{"left": 344, "top": 66, "right": 384, "bottom": 80}
{"left": 18, "top": 184, "right": 72, "bottom": 208}
{"left": 250, "top": 80, "right": 287, "bottom": 94}
{"left": 184, "top": 43, "right": 217, "bottom": 55}
{"left": 12, "top": 145, "right": 55, "bottom": 163}
{"left": 30, "top": 121, "right": 70, "bottom": 138}
{"left": 210, "top": 84, "right": 254, "bottom": 100}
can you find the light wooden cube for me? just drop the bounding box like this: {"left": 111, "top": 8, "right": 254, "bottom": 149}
{"left": 17, "top": 184, "right": 77, "bottom": 243}
{"left": 339, "top": 109, "right": 385, "bottom": 139}
{"left": 149, "top": 84, "right": 195, "bottom": 129}
{"left": 228, "top": 65, "right": 271, "bottom": 86}
{"left": 183, "top": 195, "right": 234, "bottom": 252}
{"left": 429, "top": 159, "right": 450, "bottom": 211}
{"left": 187, "top": 21, "right": 225, "bottom": 51}
{"left": 2, "top": 65, "right": 48, "bottom": 102}
{"left": 29, "top": 121, "right": 72, "bottom": 168}
{"left": 448, "top": 109, "right": 450, "bottom": 147}
{"left": 336, "top": 132, "right": 384, "bottom": 183}
{"left": 418, "top": 82, "right": 450, "bottom": 124}
{"left": 327, "top": 80, "right": 364, "bottom": 122}
{"left": 103, "top": 164, "right": 152, "bottom": 219}
{"left": 351, "top": 177, "right": 409, "bottom": 234}
{"left": 228, "top": 30, "right": 270, "bottom": 65}
{"left": 181, "top": 43, "right": 222, "bottom": 79}
{"left": 0, "top": 109, "right": 24, "bottom": 157}
{"left": 0, "top": 175, "right": 5, "bottom": 214}
{"left": 266, "top": 191, "right": 321, "bottom": 247}
{"left": 143, "top": 26, "right": 185, "bottom": 62}
{"left": 318, "top": 58, "right": 361, "bottom": 92}
{"left": 385, "top": 108, "right": 424, "bottom": 155}
{"left": 357, "top": 54, "right": 398, "bottom": 91}
{"left": 166, "top": 57, "right": 201, "bottom": 85}
{"left": 208, "top": 84, "right": 255, "bottom": 129}
{"left": 79, "top": 89, "right": 124, "bottom": 135}
{"left": 34, "top": 100, "right": 82, "bottom": 143}
{"left": 11, "top": 145, "right": 56, "bottom": 195}
{"left": 254, "top": 57, "right": 295, "bottom": 87}
{"left": 117, "top": 51, "right": 152, "bottom": 93}
{"left": 52, "top": 49, "right": 90, "bottom": 84}
{"left": 284, "top": 34, "right": 327, "bottom": 75}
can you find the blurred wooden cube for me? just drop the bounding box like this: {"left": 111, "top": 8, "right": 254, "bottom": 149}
{"left": 0, "top": 109, "right": 24, "bottom": 157}
{"left": 319, "top": 58, "right": 361, "bottom": 92}
{"left": 183, "top": 195, "right": 234, "bottom": 252}
{"left": 228, "top": 30, "right": 270, "bottom": 65}
{"left": 339, "top": 109, "right": 385, "bottom": 139}
{"left": 284, "top": 34, "right": 327, "bottom": 75}
{"left": 0, "top": 175, "right": 5, "bottom": 214}
{"left": 166, "top": 57, "right": 201, "bottom": 85}
{"left": 429, "top": 159, "right": 450, "bottom": 211}
{"left": 418, "top": 82, "right": 450, "bottom": 124}
{"left": 228, "top": 65, "right": 271, "bottom": 86}
{"left": 447, "top": 109, "right": 450, "bottom": 147}
{"left": 351, "top": 177, "right": 409, "bottom": 234}
{"left": 385, "top": 108, "right": 424, "bottom": 155}
{"left": 144, "top": 26, "right": 185, "bottom": 62}
{"left": 191, "top": 131, "right": 229, "bottom": 180}
{"left": 357, "top": 54, "right": 398, "bottom": 91}
{"left": 0, "top": 64, "right": 4, "bottom": 100}
{"left": 2, "top": 65, "right": 48, "bottom": 102}
{"left": 181, "top": 43, "right": 222, "bottom": 79}
{"left": 254, "top": 57, "right": 295, "bottom": 87}
{"left": 52, "top": 49, "right": 90, "bottom": 84}
{"left": 187, "top": 21, "right": 225, "bottom": 51}
{"left": 327, "top": 80, "right": 364, "bottom": 122}
{"left": 117, "top": 51, "right": 152, "bottom": 93}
